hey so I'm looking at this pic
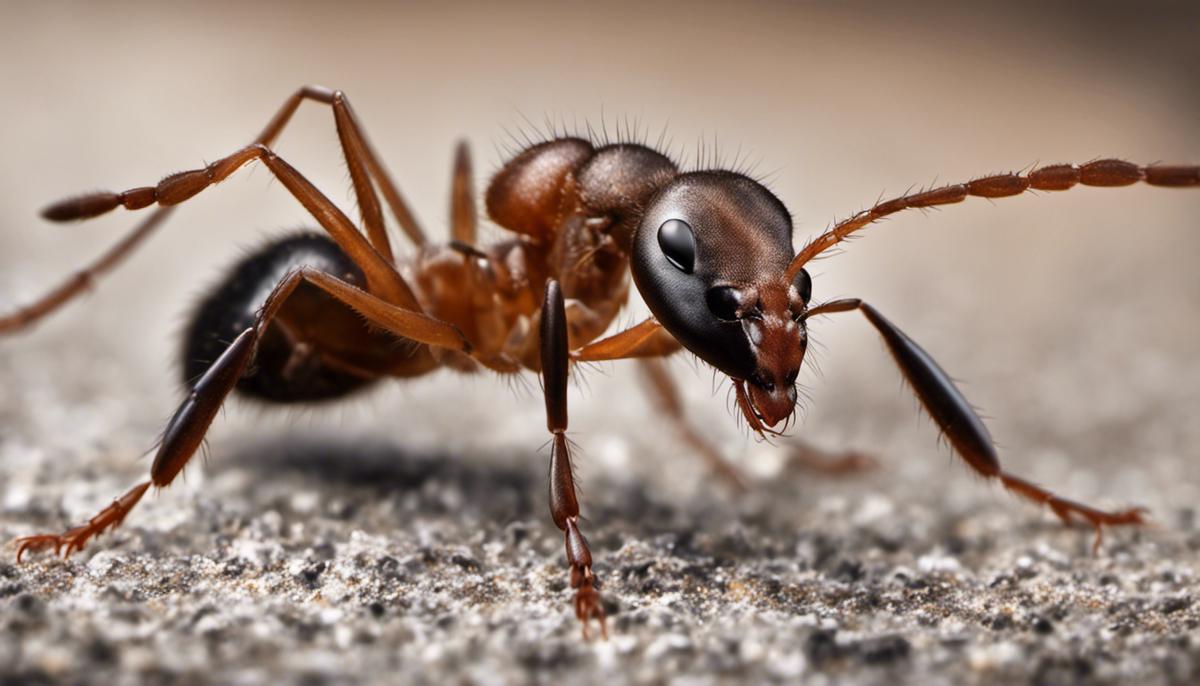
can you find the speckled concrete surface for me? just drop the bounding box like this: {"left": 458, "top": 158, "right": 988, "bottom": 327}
{"left": 2, "top": 2, "right": 1198, "bottom": 685}
{"left": 3, "top": 410, "right": 1200, "bottom": 685}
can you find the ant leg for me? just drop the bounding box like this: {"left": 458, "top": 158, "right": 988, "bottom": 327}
{"left": 578, "top": 321, "right": 873, "bottom": 483}
{"left": 639, "top": 357, "right": 872, "bottom": 487}
{"left": 806, "top": 298, "right": 1146, "bottom": 551}
{"left": 13, "top": 267, "right": 486, "bottom": 562}
{"left": 636, "top": 358, "right": 746, "bottom": 490}
{"left": 786, "top": 445, "right": 878, "bottom": 476}
{"left": 540, "top": 279, "right": 606, "bottom": 640}
{"left": 449, "top": 141, "right": 477, "bottom": 245}
{"left": 12, "top": 87, "right": 424, "bottom": 333}
{"left": 43, "top": 144, "right": 419, "bottom": 310}
{"left": 572, "top": 317, "right": 680, "bottom": 362}
{"left": 296, "top": 269, "right": 521, "bottom": 371}
{"left": 254, "top": 86, "right": 426, "bottom": 250}
{"left": 13, "top": 325, "right": 257, "bottom": 561}
{"left": 12, "top": 142, "right": 418, "bottom": 331}
{"left": 14, "top": 483, "right": 151, "bottom": 562}
{"left": 0, "top": 207, "right": 173, "bottom": 334}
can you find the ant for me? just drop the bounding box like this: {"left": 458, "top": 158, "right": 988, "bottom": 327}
{"left": 3, "top": 85, "right": 1197, "bottom": 640}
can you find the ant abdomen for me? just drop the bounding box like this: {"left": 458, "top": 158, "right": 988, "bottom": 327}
{"left": 182, "top": 232, "right": 382, "bottom": 403}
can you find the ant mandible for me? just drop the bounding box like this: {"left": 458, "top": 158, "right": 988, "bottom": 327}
{"left": 3, "top": 85, "right": 1197, "bottom": 640}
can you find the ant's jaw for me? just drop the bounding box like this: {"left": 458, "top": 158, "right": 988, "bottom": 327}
{"left": 735, "top": 287, "right": 806, "bottom": 431}
{"left": 746, "top": 377, "right": 798, "bottom": 429}
{"left": 733, "top": 370, "right": 801, "bottom": 435}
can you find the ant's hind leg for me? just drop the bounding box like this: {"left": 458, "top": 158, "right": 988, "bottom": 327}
{"left": 12, "top": 325, "right": 254, "bottom": 562}
{"left": 43, "top": 143, "right": 419, "bottom": 310}
{"left": 13, "top": 268, "right": 475, "bottom": 562}
{"left": 14, "top": 296, "right": 265, "bottom": 561}
{"left": 540, "top": 279, "right": 606, "bottom": 640}
{"left": 47, "top": 86, "right": 424, "bottom": 254}
{"left": 34, "top": 86, "right": 439, "bottom": 316}
{"left": 8, "top": 86, "right": 431, "bottom": 336}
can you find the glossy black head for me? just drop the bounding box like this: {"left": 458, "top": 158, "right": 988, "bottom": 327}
{"left": 631, "top": 171, "right": 812, "bottom": 428}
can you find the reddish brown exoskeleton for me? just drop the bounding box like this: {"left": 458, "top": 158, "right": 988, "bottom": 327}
{"left": 4, "top": 86, "right": 1197, "bottom": 639}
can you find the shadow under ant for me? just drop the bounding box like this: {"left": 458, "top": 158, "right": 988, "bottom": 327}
{"left": 224, "top": 430, "right": 741, "bottom": 554}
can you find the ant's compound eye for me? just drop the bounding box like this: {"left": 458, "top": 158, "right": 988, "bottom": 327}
{"left": 706, "top": 286, "right": 743, "bottom": 321}
{"left": 658, "top": 219, "right": 696, "bottom": 274}
{"left": 792, "top": 268, "right": 812, "bottom": 304}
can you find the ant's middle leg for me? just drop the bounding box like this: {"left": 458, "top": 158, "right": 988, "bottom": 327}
{"left": 13, "top": 267, "right": 484, "bottom": 562}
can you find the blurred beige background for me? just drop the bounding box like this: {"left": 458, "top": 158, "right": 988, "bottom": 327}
{"left": 1, "top": 1, "right": 1198, "bottom": 513}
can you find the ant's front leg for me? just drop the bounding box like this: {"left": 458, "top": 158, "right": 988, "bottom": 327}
{"left": 806, "top": 298, "right": 1146, "bottom": 551}
{"left": 539, "top": 279, "right": 606, "bottom": 640}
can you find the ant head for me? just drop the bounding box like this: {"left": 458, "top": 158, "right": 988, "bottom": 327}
{"left": 631, "top": 171, "right": 812, "bottom": 429}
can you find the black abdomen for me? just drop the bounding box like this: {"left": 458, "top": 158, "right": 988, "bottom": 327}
{"left": 182, "top": 232, "right": 377, "bottom": 403}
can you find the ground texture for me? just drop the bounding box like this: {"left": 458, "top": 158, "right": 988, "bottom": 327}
{"left": 1, "top": 3, "right": 1198, "bottom": 684}
{"left": 2, "top": 334, "right": 1200, "bottom": 685}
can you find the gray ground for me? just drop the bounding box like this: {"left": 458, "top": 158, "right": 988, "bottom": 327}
{"left": 2, "top": 2, "right": 1199, "bottom": 685}
{"left": 2, "top": 348, "right": 1200, "bottom": 686}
